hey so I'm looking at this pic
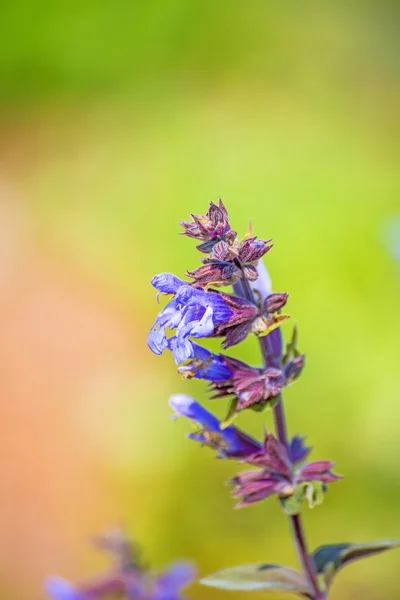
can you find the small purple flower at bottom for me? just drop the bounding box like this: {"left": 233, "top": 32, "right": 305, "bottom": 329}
{"left": 45, "top": 530, "right": 195, "bottom": 600}
{"left": 152, "top": 562, "right": 196, "bottom": 600}
{"left": 46, "top": 578, "right": 88, "bottom": 600}
{"left": 169, "top": 394, "right": 261, "bottom": 458}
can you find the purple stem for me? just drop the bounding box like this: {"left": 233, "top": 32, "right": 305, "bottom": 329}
{"left": 239, "top": 276, "right": 325, "bottom": 600}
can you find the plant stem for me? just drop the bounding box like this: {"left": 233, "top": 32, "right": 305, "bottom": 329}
{"left": 239, "top": 276, "right": 325, "bottom": 600}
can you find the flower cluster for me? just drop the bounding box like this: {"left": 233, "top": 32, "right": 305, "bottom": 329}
{"left": 148, "top": 201, "right": 341, "bottom": 513}
{"left": 45, "top": 529, "right": 195, "bottom": 600}
{"left": 231, "top": 432, "right": 340, "bottom": 509}
{"left": 182, "top": 200, "right": 273, "bottom": 289}
{"left": 147, "top": 274, "right": 260, "bottom": 363}
{"left": 170, "top": 394, "right": 340, "bottom": 511}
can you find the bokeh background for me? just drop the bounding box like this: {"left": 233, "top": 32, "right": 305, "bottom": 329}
{"left": 0, "top": 1, "right": 399, "bottom": 599}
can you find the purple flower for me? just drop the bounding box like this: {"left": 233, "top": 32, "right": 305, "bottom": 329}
{"left": 210, "top": 356, "right": 285, "bottom": 413}
{"left": 231, "top": 433, "right": 341, "bottom": 509}
{"left": 45, "top": 530, "right": 195, "bottom": 600}
{"left": 45, "top": 578, "right": 88, "bottom": 600}
{"left": 148, "top": 274, "right": 232, "bottom": 364}
{"left": 148, "top": 274, "right": 258, "bottom": 363}
{"left": 169, "top": 394, "right": 261, "bottom": 458}
{"left": 177, "top": 343, "right": 232, "bottom": 381}
{"left": 177, "top": 345, "right": 303, "bottom": 418}
{"left": 45, "top": 575, "right": 126, "bottom": 600}
{"left": 152, "top": 562, "right": 196, "bottom": 600}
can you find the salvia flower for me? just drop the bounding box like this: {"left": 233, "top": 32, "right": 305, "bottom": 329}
{"left": 177, "top": 343, "right": 232, "bottom": 382}
{"left": 169, "top": 394, "right": 261, "bottom": 458}
{"left": 231, "top": 433, "right": 341, "bottom": 509}
{"left": 46, "top": 579, "right": 87, "bottom": 600}
{"left": 147, "top": 274, "right": 259, "bottom": 362}
{"left": 151, "top": 563, "right": 197, "bottom": 600}
{"left": 45, "top": 529, "right": 195, "bottom": 600}
{"left": 178, "top": 344, "right": 300, "bottom": 417}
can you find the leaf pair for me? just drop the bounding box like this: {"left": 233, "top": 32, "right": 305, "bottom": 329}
{"left": 200, "top": 539, "right": 400, "bottom": 597}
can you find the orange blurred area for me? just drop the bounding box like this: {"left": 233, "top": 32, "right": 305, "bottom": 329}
{"left": 0, "top": 198, "right": 131, "bottom": 596}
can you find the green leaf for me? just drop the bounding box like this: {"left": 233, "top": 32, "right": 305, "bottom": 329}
{"left": 200, "top": 564, "right": 313, "bottom": 596}
{"left": 313, "top": 539, "right": 400, "bottom": 588}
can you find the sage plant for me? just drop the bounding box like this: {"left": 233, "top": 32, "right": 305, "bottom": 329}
{"left": 148, "top": 200, "right": 399, "bottom": 599}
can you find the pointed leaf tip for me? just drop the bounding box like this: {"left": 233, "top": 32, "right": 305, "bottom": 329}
{"left": 313, "top": 539, "right": 400, "bottom": 588}
{"left": 200, "top": 564, "right": 313, "bottom": 596}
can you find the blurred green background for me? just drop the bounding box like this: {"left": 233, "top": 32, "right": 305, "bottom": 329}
{"left": 0, "top": 1, "right": 399, "bottom": 599}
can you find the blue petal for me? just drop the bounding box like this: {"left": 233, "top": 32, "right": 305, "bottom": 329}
{"left": 174, "top": 286, "right": 232, "bottom": 325}
{"left": 202, "top": 294, "right": 232, "bottom": 325}
{"left": 45, "top": 577, "right": 86, "bottom": 600}
{"left": 179, "top": 343, "right": 232, "bottom": 381}
{"left": 147, "top": 321, "right": 169, "bottom": 355}
{"left": 288, "top": 435, "right": 311, "bottom": 464}
{"left": 169, "top": 337, "right": 194, "bottom": 364}
{"left": 148, "top": 301, "right": 182, "bottom": 355}
{"left": 175, "top": 306, "right": 204, "bottom": 338}
{"left": 153, "top": 562, "right": 196, "bottom": 600}
{"left": 189, "top": 306, "right": 214, "bottom": 337}
{"left": 169, "top": 395, "right": 220, "bottom": 432}
{"left": 151, "top": 273, "right": 185, "bottom": 294}
{"left": 149, "top": 278, "right": 234, "bottom": 362}
{"left": 169, "top": 395, "right": 261, "bottom": 458}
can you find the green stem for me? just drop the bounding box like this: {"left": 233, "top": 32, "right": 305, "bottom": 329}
{"left": 239, "top": 276, "right": 325, "bottom": 600}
